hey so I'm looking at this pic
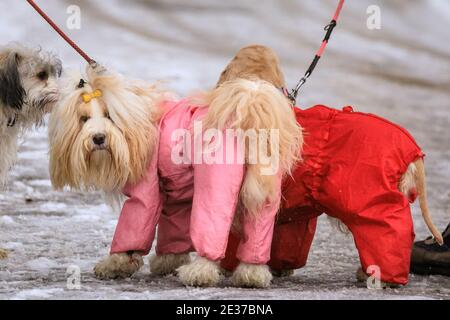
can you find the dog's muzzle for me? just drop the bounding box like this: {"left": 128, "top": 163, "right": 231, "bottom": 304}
{"left": 92, "top": 133, "right": 107, "bottom": 150}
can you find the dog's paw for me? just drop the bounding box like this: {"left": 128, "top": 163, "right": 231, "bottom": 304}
{"left": 150, "top": 253, "right": 191, "bottom": 276}
{"left": 232, "top": 263, "right": 272, "bottom": 288}
{"left": 177, "top": 257, "right": 221, "bottom": 287}
{"left": 0, "top": 249, "right": 9, "bottom": 259}
{"left": 94, "top": 253, "right": 143, "bottom": 280}
{"left": 271, "top": 268, "right": 294, "bottom": 278}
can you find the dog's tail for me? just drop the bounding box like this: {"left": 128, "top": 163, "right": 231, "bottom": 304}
{"left": 400, "top": 159, "right": 444, "bottom": 245}
{"left": 202, "top": 78, "right": 303, "bottom": 215}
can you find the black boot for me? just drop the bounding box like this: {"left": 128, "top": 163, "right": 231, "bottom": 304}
{"left": 410, "top": 224, "right": 450, "bottom": 276}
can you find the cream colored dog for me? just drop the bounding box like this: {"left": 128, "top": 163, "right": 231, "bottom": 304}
{"left": 48, "top": 67, "right": 160, "bottom": 193}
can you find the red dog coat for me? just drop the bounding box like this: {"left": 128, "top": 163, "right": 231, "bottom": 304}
{"left": 223, "top": 105, "right": 424, "bottom": 285}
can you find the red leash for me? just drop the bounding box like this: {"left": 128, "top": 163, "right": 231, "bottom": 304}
{"left": 26, "top": 0, "right": 96, "bottom": 65}
{"left": 287, "top": 0, "right": 345, "bottom": 104}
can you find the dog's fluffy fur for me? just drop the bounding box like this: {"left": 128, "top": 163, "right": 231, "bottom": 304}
{"left": 0, "top": 44, "right": 61, "bottom": 259}
{"left": 150, "top": 253, "right": 191, "bottom": 276}
{"left": 231, "top": 263, "right": 273, "bottom": 288}
{"left": 202, "top": 45, "right": 303, "bottom": 215}
{"left": 48, "top": 67, "right": 161, "bottom": 193}
{"left": 177, "top": 256, "right": 222, "bottom": 287}
{"left": 93, "top": 252, "right": 144, "bottom": 279}
{"left": 0, "top": 44, "right": 61, "bottom": 187}
{"left": 202, "top": 78, "right": 303, "bottom": 215}
{"left": 400, "top": 160, "right": 442, "bottom": 245}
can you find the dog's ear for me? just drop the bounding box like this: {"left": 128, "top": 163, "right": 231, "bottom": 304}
{"left": 0, "top": 52, "right": 26, "bottom": 110}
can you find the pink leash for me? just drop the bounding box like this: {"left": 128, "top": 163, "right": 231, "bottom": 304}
{"left": 287, "top": 0, "right": 345, "bottom": 104}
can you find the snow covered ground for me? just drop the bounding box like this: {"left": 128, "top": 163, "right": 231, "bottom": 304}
{"left": 1, "top": 0, "right": 449, "bottom": 300}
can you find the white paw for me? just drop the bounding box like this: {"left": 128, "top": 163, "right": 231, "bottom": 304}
{"left": 0, "top": 248, "right": 8, "bottom": 259}
{"left": 150, "top": 253, "right": 191, "bottom": 276}
{"left": 232, "top": 263, "right": 272, "bottom": 288}
{"left": 94, "top": 253, "right": 143, "bottom": 279}
{"left": 177, "top": 256, "right": 221, "bottom": 287}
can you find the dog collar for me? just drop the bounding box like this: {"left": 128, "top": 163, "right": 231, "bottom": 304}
{"left": 278, "top": 87, "right": 297, "bottom": 106}
{"left": 82, "top": 89, "right": 103, "bottom": 103}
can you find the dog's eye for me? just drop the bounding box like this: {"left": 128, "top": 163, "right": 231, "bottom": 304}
{"left": 105, "top": 113, "right": 112, "bottom": 120}
{"left": 80, "top": 116, "right": 90, "bottom": 123}
{"left": 37, "top": 71, "right": 48, "bottom": 81}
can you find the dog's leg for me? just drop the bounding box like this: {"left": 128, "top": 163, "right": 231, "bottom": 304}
{"left": 0, "top": 248, "right": 8, "bottom": 259}
{"left": 149, "top": 253, "right": 191, "bottom": 276}
{"left": 94, "top": 252, "right": 143, "bottom": 279}
{"left": 177, "top": 256, "right": 221, "bottom": 287}
{"left": 231, "top": 263, "right": 273, "bottom": 288}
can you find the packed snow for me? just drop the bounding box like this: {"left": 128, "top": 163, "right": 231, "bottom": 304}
{"left": 0, "top": 0, "right": 449, "bottom": 300}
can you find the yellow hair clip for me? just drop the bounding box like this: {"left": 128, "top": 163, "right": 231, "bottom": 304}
{"left": 82, "top": 89, "right": 103, "bottom": 103}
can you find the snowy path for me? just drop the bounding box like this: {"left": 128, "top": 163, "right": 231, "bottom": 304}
{"left": 1, "top": 0, "right": 449, "bottom": 299}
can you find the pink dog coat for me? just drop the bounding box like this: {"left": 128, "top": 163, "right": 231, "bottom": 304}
{"left": 223, "top": 105, "right": 424, "bottom": 285}
{"left": 110, "top": 99, "right": 281, "bottom": 265}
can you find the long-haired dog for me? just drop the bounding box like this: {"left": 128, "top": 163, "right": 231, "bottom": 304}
{"left": 48, "top": 66, "right": 163, "bottom": 273}
{"left": 49, "top": 48, "right": 301, "bottom": 288}
{"left": 0, "top": 44, "right": 61, "bottom": 259}
{"left": 202, "top": 73, "right": 302, "bottom": 216}
{"left": 48, "top": 67, "right": 160, "bottom": 193}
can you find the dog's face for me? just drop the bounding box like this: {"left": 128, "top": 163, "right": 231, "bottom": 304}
{"left": 78, "top": 96, "right": 117, "bottom": 153}
{"left": 49, "top": 69, "right": 158, "bottom": 192}
{"left": 71, "top": 92, "right": 131, "bottom": 191}
{"left": 0, "top": 45, "right": 62, "bottom": 125}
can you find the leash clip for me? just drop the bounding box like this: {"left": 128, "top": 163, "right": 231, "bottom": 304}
{"left": 289, "top": 76, "right": 309, "bottom": 106}
{"left": 279, "top": 87, "right": 297, "bottom": 106}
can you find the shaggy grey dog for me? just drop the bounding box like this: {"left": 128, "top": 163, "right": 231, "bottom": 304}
{"left": 0, "top": 44, "right": 61, "bottom": 259}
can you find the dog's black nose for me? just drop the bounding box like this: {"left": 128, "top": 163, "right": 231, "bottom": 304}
{"left": 93, "top": 134, "right": 106, "bottom": 146}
